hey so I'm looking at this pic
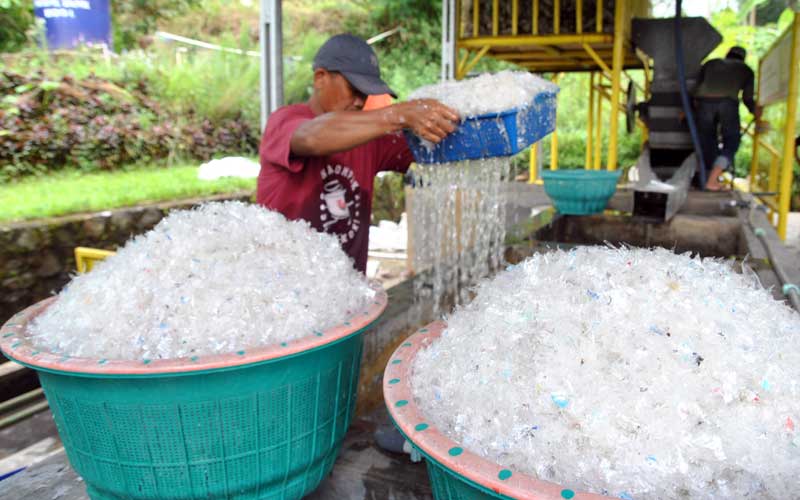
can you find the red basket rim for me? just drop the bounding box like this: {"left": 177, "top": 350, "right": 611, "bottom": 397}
{"left": 384, "top": 321, "right": 612, "bottom": 500}
{"left": 1, "top": 283, "right": 386, "bottom": 376}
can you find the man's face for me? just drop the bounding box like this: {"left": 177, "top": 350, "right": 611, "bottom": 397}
{"left": 314, "top": 69, "right": 367, "bottom": 112}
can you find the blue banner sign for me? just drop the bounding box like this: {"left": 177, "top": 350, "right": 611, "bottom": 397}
{"left": 33, "top": 0, "right": 112, "bottom": 50}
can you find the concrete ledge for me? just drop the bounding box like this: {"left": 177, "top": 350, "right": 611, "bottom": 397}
{"left": 536, "top": 213, "right": 742, "bottom": 257}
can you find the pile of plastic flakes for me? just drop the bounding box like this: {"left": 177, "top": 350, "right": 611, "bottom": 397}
{"left": 411, "top": 246, "right": 800, "bottom": 499}
{"left": 408, "top": 70, "right": 557, "bottom": 116}
{"left": 29, "top": 202, "right": 374, "bottom": 361}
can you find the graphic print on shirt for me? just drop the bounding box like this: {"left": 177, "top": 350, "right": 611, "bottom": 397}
{"left": 319, "top": 164, "right": 361, "bottom": 244}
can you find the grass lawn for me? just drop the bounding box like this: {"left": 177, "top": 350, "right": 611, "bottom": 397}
{"left": 0, "top": 164, "right": 256, "bottom": 223}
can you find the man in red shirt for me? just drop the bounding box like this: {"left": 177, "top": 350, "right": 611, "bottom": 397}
{"left": 258, "top": 33, "right": 458, "bottom": 273}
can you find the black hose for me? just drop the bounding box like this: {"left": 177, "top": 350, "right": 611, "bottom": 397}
{"left": 674, "top": 0, "right": 708, "bottom": 189}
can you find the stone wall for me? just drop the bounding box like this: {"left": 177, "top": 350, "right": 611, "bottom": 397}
{"left": 0, "top": 192, "right": 253, "bottom": 324}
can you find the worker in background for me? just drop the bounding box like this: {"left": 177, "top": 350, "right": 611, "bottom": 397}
{"left": 258, "top": 33, "right": 458, "bottom": 273}
{"left": 693, "top": 46, "right": 761, "bottom": 191}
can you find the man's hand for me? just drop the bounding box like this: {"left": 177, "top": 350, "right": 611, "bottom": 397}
{"left": 290, "top": 98, "right": 459, "bottom": 157}
{"left": 390, "top": 99, "right": 460, "bottom": 144}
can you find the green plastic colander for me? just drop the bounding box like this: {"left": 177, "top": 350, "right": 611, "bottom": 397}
{"left": 541, "top": 170, "right": 622, "bottom": 216}
{"left": 384, "top": 321, "right": 607, "bottom": 500}
{"left": 1, "top": 287, "right": 387, "bottom": 500}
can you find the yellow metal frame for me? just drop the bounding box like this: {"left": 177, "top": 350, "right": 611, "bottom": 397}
{"left": 456, "top": 1, "right": 649, "bottom": 181}
{"left": 747, "top": 12, "right": 800, "bottom": 241}
{"left": 74, "top": 247, "right": 115, "bottom": 274}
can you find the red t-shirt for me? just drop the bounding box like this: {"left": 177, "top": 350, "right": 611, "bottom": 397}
{"left": 257, "top": 103, "right": 414, "bottom": 273}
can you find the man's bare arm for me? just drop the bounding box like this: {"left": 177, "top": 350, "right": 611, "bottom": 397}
{"left": 291, "top": 99, "right": 459, "bottom": 157}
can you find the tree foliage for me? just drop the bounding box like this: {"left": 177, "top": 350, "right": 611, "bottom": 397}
{"left": 0, "top": 0, "right": 34, "bottom": 53}
{"left": 111, "top": 0, "right": 200, "bottom": 51}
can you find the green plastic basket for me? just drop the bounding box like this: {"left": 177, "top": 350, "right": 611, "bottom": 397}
{"left": 1, "top": 289, "right": 387, "bottom": 500}
{"left": 384, "top": 321, "right": 608, "bottom": 500}
{"left": 421, "top": 442, "right": 509, "bottom": 499}
{"left": 541, "top": 170, "right": 622, "bottom": 215}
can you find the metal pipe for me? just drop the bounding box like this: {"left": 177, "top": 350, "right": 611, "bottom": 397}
{"left": 458, "top": 33, "right": 611, "bottom": 48}
{"left": 458, "top": 0, "right": 464, "bottom": 38}
{"left": 594, "top": 83, "right": 603, "bottom": 169}
{"left": 473, "top": 0, "right": 479, "bottom": 37}
{"left": 582, "top": 42, "right": 612, "bottom": 78}
{"left": 0, "top": 401, "right": 50, "bottom": 430}
{"left": 748, "top": 205, "right": 800, "bottom": 311}
{"left": 777, "top": 12, "right": 800, "bottom": 240}
{"left": 550, "top": 130, "right": 559, "bottom": 170}
{"left": 0, "top": 388, "right": 44, "bottom": 414}
{"left": 576, "top": 0, "right": 583, "bottom": 34}
{"left": 606, "top": 0, "right": 625, "bottom": 171}
{"left": 533, "top": 0, "right": 539, "bottom": 35}
{"left": 512, "top": 0, "right": 519, "bottom": 35}
{"left": 749, "top": 85, "right": 762, "bottom": 184}
{"left": 554, "top": 0, "right": 560, "bottom": 34}
{"left": 596, "top": 0, "right": 602, "bottom": 33}
{"left": 459, "top": 45, "right": 491, "bottom": 78}
{"left": 529, "top": 142, "right": 539, "bottom": 183}
{"left": 155, "top": 31, "right": 259, "bottom": 57}
{"left": 259, "top": 0, "right": 283, "bottom": 128}
{"left": 550, "top": 73, "right": 561, "bottom": 170}
{"left": 366, "top": 26, "right": 402, "bottom": 45}
{"left": 586, "top": 72, "right": 595, "bottom": 169}
{"left": 441, "top": 0, "right": 457, "bottom": 81}
{"left": 492, "top": 0, "right": 499, "bottom": 36}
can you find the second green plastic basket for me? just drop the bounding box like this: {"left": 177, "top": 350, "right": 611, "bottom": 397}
{"left": 384, "top": 321, "right": 610, "bottom": 500}
{"left": 541, "top": 169, "right": 622, "bottom": 215}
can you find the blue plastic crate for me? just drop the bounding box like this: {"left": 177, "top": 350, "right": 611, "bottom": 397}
{"left": 404, "top": 90, "right": 558, "bottom": 164}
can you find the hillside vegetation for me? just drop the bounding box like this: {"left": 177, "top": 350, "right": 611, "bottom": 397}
{"left": 0, "top": 1, "right": 796, "bottom": 202}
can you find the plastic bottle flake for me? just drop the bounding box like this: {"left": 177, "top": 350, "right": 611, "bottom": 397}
{"left": 29, "top": 202, "right": 375, "bottom": 361}
{"left": 409, "top": 158, "right": 511, "bottom": 316}
{"left": 409, "top": 70, "right": 557, "bottom": 117}
{"left": 406, "top": 72, "right": 554, "bottom": 315}
{"left": 411, "top": 246, "right": 800, "bottom": 499}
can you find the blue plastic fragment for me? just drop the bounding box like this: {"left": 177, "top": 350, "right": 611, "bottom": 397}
{"left": 551, "top": 394, "right": 569, "bottom": 409}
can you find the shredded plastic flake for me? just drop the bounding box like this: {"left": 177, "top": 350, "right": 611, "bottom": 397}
{"left": 408, "top": 70, "right": 557, "bottom": 117}
{"left": 29, "top": 202, "right": 374, "bottom": 361}
{"left": 412, "top": 246, "right": 800, "bottom": 499}
{"left": 409, "top": 158, "right": 510, "bottom": 316}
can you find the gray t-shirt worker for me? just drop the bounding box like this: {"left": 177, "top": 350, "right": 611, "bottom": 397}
{"left": 693, "top": 46, "right": 760, "bottom": 191}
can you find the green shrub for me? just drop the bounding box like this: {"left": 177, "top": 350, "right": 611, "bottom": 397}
{"left": 0, "top": 69, "right": 259, "bottom": 181}
{"left": 112, "top": 0, "right": 200, "bottom": 51}
{"left": 0, "top": 0, "right": 33, "bottom": 53}
{"left": 372, "top": 173, "right": 406, "bottom": 223}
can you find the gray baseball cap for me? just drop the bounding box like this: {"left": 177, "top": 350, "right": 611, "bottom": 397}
{"left": 313, "top": 34, "right": 397, "bottom": 98}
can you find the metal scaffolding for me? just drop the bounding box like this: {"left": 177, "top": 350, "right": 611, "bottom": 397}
{"left": 259, "top": 0, "right": 284, "bottom": 130}
{"left": 446, "top": 1, "right": 651, "bottom": 179}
